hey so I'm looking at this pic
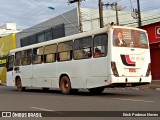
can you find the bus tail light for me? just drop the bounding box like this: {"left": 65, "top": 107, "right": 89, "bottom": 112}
{"left": 146, "top": 63, "right": 151, "bottom": 77}
{"left": 111, "top": 61, "right": 119, "bottom": 77}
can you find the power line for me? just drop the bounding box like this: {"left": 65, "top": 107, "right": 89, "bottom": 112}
{"left": 10, "top": 0, "right": 160, "bottom": 32}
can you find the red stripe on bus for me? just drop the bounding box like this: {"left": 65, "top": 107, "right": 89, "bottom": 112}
{"left": 125, "top": 55, "right": 136, "bottom": 65}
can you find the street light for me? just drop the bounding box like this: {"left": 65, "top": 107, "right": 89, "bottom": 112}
{"left": 48, "top": 6, "right": 79, "bottom": 32}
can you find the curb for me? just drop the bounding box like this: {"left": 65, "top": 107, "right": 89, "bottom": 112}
{"left": 126, "top": 87, "right": 139, "bottom": 90}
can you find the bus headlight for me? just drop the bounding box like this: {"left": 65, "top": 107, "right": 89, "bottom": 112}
{"left": 111, "top": 61, "right": 119, "bottom": 77}
{"left": 146, "top": 63, "right": 151, "bottom": 77}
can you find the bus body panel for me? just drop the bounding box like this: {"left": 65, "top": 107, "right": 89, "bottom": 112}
{"left": 32, "top": 63, "right": 57, "bottom": 78}
{"left": 19, "top": 65, "right": 32, "bottom": 86}
{"left": 91, "top": 57, "right": 108, "bottom": 76}
{"left": 6, "top": 71, "right": 14, "bottom": 86}
{"left": 111, "top": 75, "right": 151, "bottom": 83}
{"left": 6, "top": 25, "right": 151, "bottom": 91}
{"left": 112, "top": 48, "right": 150, "bottom": 77}
{"left": 86, "top": 76, "right": 108, "bottom": 88}
{"left": 110, "top": 27, "right": 151, "bottom": 86}
{"left": 57, "top": 59, "right": 92, "bottom": 88}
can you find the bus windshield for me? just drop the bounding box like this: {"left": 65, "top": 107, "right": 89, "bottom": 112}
{"left": 113, "top": 28, "right": 149, "bottom": 49}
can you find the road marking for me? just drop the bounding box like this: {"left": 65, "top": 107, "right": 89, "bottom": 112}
{"left": 30, "top": 107, "right": 54, "bottom": 111}
{"left": 112, "top": 98, "right": 154, "bottom": 103}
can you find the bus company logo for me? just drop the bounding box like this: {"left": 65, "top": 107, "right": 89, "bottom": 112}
{"left": 120, "top": 55, "right": 136, "bottom": 66}
{"left": 1, "top": 112, "right": 42, "bottom": 118}
{"left": 2, "top": 112, "right": 11, "bottom": 117}
{"left": 155, "top": 26, "right": 160, "bottom": 38}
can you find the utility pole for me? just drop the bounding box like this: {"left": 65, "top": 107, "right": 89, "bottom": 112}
{"left": 131, "top": 0, "right": 142, "bottom": 27}
{"left": 115, "top": 2, "right": 119, "bottom": 26}
{"left": 104, "top": 2, "right": 120, "bottom": 25}
{"left": 68, "top": 0, "right": 83, "bottom": 32}
{"left": 99, "top": 0, "right": 104, "bottom": 28}
{"left": 137, "top": 0, "right": 141, "bottom": 27}
{"left": 78, "top": 0, "right": 83, "bottom": 32}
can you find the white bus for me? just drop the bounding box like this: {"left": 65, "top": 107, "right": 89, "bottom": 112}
{"left": 6, "top": 25, "right": 151, "bottom": 94}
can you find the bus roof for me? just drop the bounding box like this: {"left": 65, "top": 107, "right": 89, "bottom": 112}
{"left": 9, "top": 25, "right": 146, "bottom": 53}
{"left": 112, "top": 25, "right": 147, "bottom": 32}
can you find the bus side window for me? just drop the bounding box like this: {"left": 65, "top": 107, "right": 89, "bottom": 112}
{"left": 44, "top": 44, "right": 57, "bottom": 63}
{"left": 57, "top": 41, "right": 73, "bottom": 61}
{"left": 7, "top": 55, "right": 14, "bottom": 71}
{"left": 22, "top": 49, "right": 32, "bottom": 65}
{"left": 32, "top": 47, "right": 44, "bottom": 64}
{"left": 74, "top": 36, "right": 92, "bottom": 60}
{"left": 15, "top": 51, "right": 21, "bottom": 66}
{"left": 93, "top": 34, "right": 108, "bottom": 58}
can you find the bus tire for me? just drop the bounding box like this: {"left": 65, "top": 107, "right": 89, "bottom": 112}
{"left": 59, "top": 76, "right": 72, "bottom": 95}
{"left": 16, "top": 78, "right": 25, "bottom": 92}
{"left": 88, "top": 87, "right": 105, "bottom": 95}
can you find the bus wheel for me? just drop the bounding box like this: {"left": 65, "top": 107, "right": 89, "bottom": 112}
{"left": 16, "top": 78, "right": 25, "bottom": 92}
{"left": 88, "top": 87, "right": 105, "bottom": 95}
{"left": 60, "top": 76, "right": 71, "bottom": 95}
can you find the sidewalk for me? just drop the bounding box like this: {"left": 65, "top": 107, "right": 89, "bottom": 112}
{"left": 136, "top": 80, "right": 160, "bottom": 90}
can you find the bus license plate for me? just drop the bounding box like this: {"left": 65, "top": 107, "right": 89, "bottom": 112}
{"left": 129, "top": 68, "right": 136, "bottom": 72}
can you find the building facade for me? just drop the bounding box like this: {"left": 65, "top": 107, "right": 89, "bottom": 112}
{"left": 0, "top": 23, "right": 20, "bottom": 83}
{"left": 141, "top": 22, "right": 160, "bottom": 80}
{"left": 0, "top": 34, "right": 17, "bottom": 83}
{"left": 16, "top": 9, "right": 79, "bottom": 48}
{"left": 0, "top": 23, "right": 21, "bottom": 37}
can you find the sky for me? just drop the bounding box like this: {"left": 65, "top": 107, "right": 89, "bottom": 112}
{"left": 0, "top": 0, "right": 160, "bottom": 29}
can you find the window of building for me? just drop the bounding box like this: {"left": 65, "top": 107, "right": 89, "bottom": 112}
{"left": 21, "top": 37, "right": 29, "bottom": 47}
{"left": 20, "top": 24, "right": 65, "bottom": 47}
{"left": 22, "top": 49, "right": 32, "bottom": 65}
{"left": 74, "top": 37, "right": 92, "bottom": 59}
{"left": 32, "top": 47, "right": 44, "bottom": 64}
{"left": 15, "top": 51, "right": 21, "bottom": 66}
{"left": 44, "top": 44, "right": 57, "bottom": 63}
{"left": 58, "top": 41, "right": 73, "bottom": 61}
{"left": 52, "top": 24, "right": 65, "bottom": 39}
{"left": 93, "top": 34, "right": 108, "bottom": 58}
{"left": 7, "top": 55, "right": 14, "bottom": 71}
{"left": 29, "top": 34, "right": 37, "bottom": 45}
{"left": 45, "top": 29, "right": 53, "bottom": 41}
{"left": 37, "top": 32, "right": 45, "bottom": 43}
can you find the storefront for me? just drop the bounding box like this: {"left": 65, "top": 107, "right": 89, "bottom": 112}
{"left": 141, "top": 22, "right": 160, "bottom": 80}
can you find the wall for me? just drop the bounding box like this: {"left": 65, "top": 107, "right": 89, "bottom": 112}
{"left": 140, "top": 22, "right": 160, "bottom": 43}
{"left": 0, "top": 34, "right": 16, "bottom": 83}
{"left": 141, "top": 22, "right": 160, "bottom": 80}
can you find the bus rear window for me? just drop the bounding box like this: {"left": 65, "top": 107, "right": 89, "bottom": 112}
{"left": 113, "top": 28, "right": 149, "bottom": 49}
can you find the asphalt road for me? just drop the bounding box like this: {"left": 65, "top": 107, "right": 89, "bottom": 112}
{"left": 0, "top": 86, "right": 160, "bottom": 120}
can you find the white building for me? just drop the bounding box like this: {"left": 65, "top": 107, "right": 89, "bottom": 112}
{"left": 0, "top": 23, "right": 21, "bottom": 37}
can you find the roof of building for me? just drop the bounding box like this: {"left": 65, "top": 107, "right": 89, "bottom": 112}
{"left": 0, "top": 23, "right": 21, "bottom": 37}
